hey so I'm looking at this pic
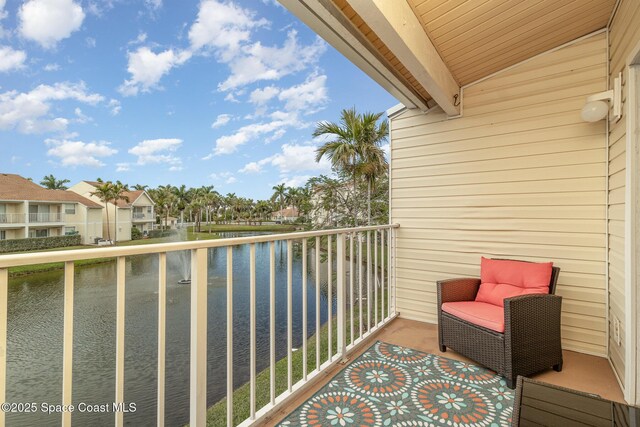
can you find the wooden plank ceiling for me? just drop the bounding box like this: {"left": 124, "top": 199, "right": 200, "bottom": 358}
{"left": 332, "top": 0, "right": 615, "bottom": 103}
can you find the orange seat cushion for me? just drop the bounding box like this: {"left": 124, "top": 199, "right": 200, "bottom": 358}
{"left": 475, "top": 257, "right": 553, "bottom": 307}
{"left": 441, "top": 301, "right": 505, "bottom": 333}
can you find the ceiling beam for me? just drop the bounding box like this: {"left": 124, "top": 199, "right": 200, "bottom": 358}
{"left": 348, "top": 0, "right": 461, "bottom": 116}
{"left": 278, "top": 0, "right": 431, "bottom": 112}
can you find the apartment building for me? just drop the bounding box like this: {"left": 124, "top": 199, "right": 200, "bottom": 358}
{"left": 69, "top": 181, "right": 156, "bottom": 241}
{"left": 0, "top": 173, "right": 103, "bottom": 244}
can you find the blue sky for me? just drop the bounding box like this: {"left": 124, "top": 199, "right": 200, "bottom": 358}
{"left": 0, "top": 0, "right": 396, "bottom": 200}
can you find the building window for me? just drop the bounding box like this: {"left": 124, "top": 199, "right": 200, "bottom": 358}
{"left": 65, "top": 204, "right": 76, "bottom": 214}
{"left": 29, "top": 229, "right": 49, "bottom": 238}
{"left": 65, "top": 226, "right": 76, "bottom": 235}
{"left": 147, "top": 206, "right": 152, "bottom": 213}
{"left": 0, "top": 231, "right": 5, "bottom": 240}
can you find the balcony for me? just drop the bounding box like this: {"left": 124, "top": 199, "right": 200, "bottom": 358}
{"left": 28, "top": 213, "right": 64, "bottom": 223}
{"left": 0, "top": 213, "right": 25, "bottom": 224}
{"left": 0, "top": 224, "right": 398, "bottom": 426}
{"left": 132, "top": 212, "right": 154, "bottom": 222}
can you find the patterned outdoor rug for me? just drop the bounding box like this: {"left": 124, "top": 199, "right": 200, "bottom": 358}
{"left": 278, "top": 341, "right": 513, "bottom": 426}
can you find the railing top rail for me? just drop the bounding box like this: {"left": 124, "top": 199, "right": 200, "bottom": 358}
{"left": 0, "top": 224, "right": 399, "bottom": 268}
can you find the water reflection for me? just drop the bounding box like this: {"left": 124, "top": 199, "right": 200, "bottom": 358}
{"left": 5, "top": 237, "right": 353, "bottom": 426}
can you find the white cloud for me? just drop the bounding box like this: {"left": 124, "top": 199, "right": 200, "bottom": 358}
{"left": 108, "top": 98, "right": 121, "bottom": 115}
{"left": 278, "top": 72, "right": 327, "bottom": 113}
{"left": 249, "top": 85, "right": 278, "bottom": 106}
{"left": 118, "top": 47, "right": 191, "bottom": 96}
{"left": 264, "top": 143, "right": 330, "bottom": 174}
{"left": 239, "top": 143, "right": 330, "bottom": 181}
{"left": 0, "top": 81, "right": 104, "bottom": 133}
{"left": 120, "top": 1, "right": 325, "bottom": 97}
{"left": 44, "top": 63, "right": 60, "bottom": 71}
{"left": 239, "top": 161, "right": 262, "bottom": 174}
{"left": 116, "top": 162, "right": 130, "bottom": 172}
{"left": 281, "top": 175, "right": 313, "bottom": 188}
{"left": 210, "top": 171, "right": 236, "bottom": 184}
{"left": 188, "top": 0, "right": 267, "bottom": 54}
{"left": 0, "top": 0, "right": 7, "bottom": 19}
{"left": 211, "top": 113, "right": 232, "bottom": 128}
{"left": 218, "top": 30, "right": 326, "bottom": 91}
{"left": 73, "top": 107, "right": 92, "bottom": 123}
{"left": 46, "top": 138, "right": 116, "bottom": 167}
{"left": 128, "top": 138, "right": 182, "bottom": 166}
{"left": 213, "top": 117, "right": 301, "bottom": 155}
{"left": 19, "top": 0, "right": 85, "bottom": 49}
{"left": 0, "top": 46, "right": 27, "bottom": 72}
{"left": 128, "top": 32, "right": 147, "bottom": 46}
{"left": 85, "top": 36, "right": 96, "bottom": 48}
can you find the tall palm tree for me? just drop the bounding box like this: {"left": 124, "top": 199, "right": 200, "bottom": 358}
{"left": 91, "top": 183, "right": 114, "bottom": 242}
{"left": 40, "top": 174, "right": 70, "bottom": 190}
{"left": 271, "top": 184, "right": 288, "bottom": 221}
{"left": 314, "top": 108, "right": 363, "bottom": 223}
{"left": 314, "top": 108, "right": 388, "bottom": 225}
{"left": 90, "top": 181, "right": 130, "bottom": 244}
{"left": 357, "top": 111, "right": 388, "bottom": 224}
{"left": 155, "top": 185, "right": 175, "bottom": 230}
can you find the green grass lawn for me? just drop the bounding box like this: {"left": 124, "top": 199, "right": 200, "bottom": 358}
{"left": 204, "top": 291, "right": 389, "bottom": 426}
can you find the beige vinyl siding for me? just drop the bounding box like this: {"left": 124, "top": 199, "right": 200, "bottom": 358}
{"left": 607, "top": 0, "right": 640, "bottom": 388}
{"left": 390, "top": 33, "right": 608, "bottom": 355}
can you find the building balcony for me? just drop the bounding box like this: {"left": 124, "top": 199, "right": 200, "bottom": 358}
{"left": 0, "top": 213, "right": 26, "bottom": 224}
{"left": 0, "top": 224, "right": 398, "bottom": 426}
{"left": 0, "top": 224, "right": 627, "bottom": 426}
{"left": 28, "top": 213, "right": 64, "bottom": 223}
{"left": 132, "top": 212, "right": 154, "bottom": 222}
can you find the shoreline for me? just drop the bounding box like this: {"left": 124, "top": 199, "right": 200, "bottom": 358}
{"left": 6, "top": 224, "right": 301, "bottom": 278}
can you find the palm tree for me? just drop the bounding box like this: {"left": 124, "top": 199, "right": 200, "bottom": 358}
{"left": 314, "top": 108, "right": 388, "bottom": 225}
{"left": 40, "top": 174, "right": 70, "bottom": 190}
{"left": 155, "top": 185, "right": 175, "bottom": 230}
{"left": 314, "top": 108, "right": 362, "bottom": 223}
{"left": 356, "top": 111, "right": 388, "bottom": 224}
{"left": 90, "top": 181, "right": 129, "bottom": 244}
{"left": 271, "top": 184, "right": 288, "bottom": 222}
{"left": 172, "top": 184, "right": 191, "bottom": 226}
{"left": 133, "top": 184, "right": 148, "bottom": 191}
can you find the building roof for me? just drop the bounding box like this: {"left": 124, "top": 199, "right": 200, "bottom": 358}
{"left": 0, "top": 174, "right": 103, "bottom": 208}
{"left": 272, "top": 207, "right": 299, "bottom": 217}
{"left": 81, "top": 181, "right": 154, "bottom": 208}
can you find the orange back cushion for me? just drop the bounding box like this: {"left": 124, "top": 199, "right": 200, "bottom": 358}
{"left": 475, "top": 257, "right": 553, "bottom": 307}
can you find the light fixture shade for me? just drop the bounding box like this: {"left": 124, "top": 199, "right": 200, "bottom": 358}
{"left": 581, "top": 100, "right": 609, "bottom": 122}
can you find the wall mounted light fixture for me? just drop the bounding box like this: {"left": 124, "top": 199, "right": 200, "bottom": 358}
{"left": 581, "top": 72, "right": 622, "bottom": 122}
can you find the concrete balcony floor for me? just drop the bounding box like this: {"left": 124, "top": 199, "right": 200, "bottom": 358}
{"left": 260, "top": 318, "right": 623, "bottom": 426}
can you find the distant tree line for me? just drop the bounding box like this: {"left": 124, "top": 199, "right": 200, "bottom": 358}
{"left": 36, "top": 108, "right": 390, "bottom": 230}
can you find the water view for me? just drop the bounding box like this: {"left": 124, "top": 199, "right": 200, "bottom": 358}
{"left": 6, "top": 234, "right": 341, "bottom": 426}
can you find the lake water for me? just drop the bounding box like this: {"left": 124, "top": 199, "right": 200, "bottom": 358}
{"left": 5, "top": 234, "right": 344, "bottom": 426}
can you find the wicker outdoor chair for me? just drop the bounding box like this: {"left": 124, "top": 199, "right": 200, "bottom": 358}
{"left": 437, "top": 258, "right": 562, "bottom": 389}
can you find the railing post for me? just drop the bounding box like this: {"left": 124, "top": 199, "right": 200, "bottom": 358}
{"left": 62, "top": 261, "right": 74, "bottom": 427}
{"left": 337, "top": 233, "right": 346, "bottom": 358}
{"left": 115, "top": 256, "right": 126, "bottom": 427}
{"left": 190, "top": 248, "right": 208, "bottom": 427}
{"left": 157, "top": 253, "right": 167, "bottom": 427}
{"left": 0, "top": 268, "right": 7, "bottom": 427}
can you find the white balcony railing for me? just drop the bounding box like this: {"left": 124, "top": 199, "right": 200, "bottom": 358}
{"left": 132, "top": 212, "right": 151, "bottom": 220}
{"left": 0, "top": 213, "right": 26, "bottom": 224}
{"left": 0, "top": 224, "right": 398, "bottom": 427}
{"left": 28, "top": 213, "right": 64, "bottom": 223}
